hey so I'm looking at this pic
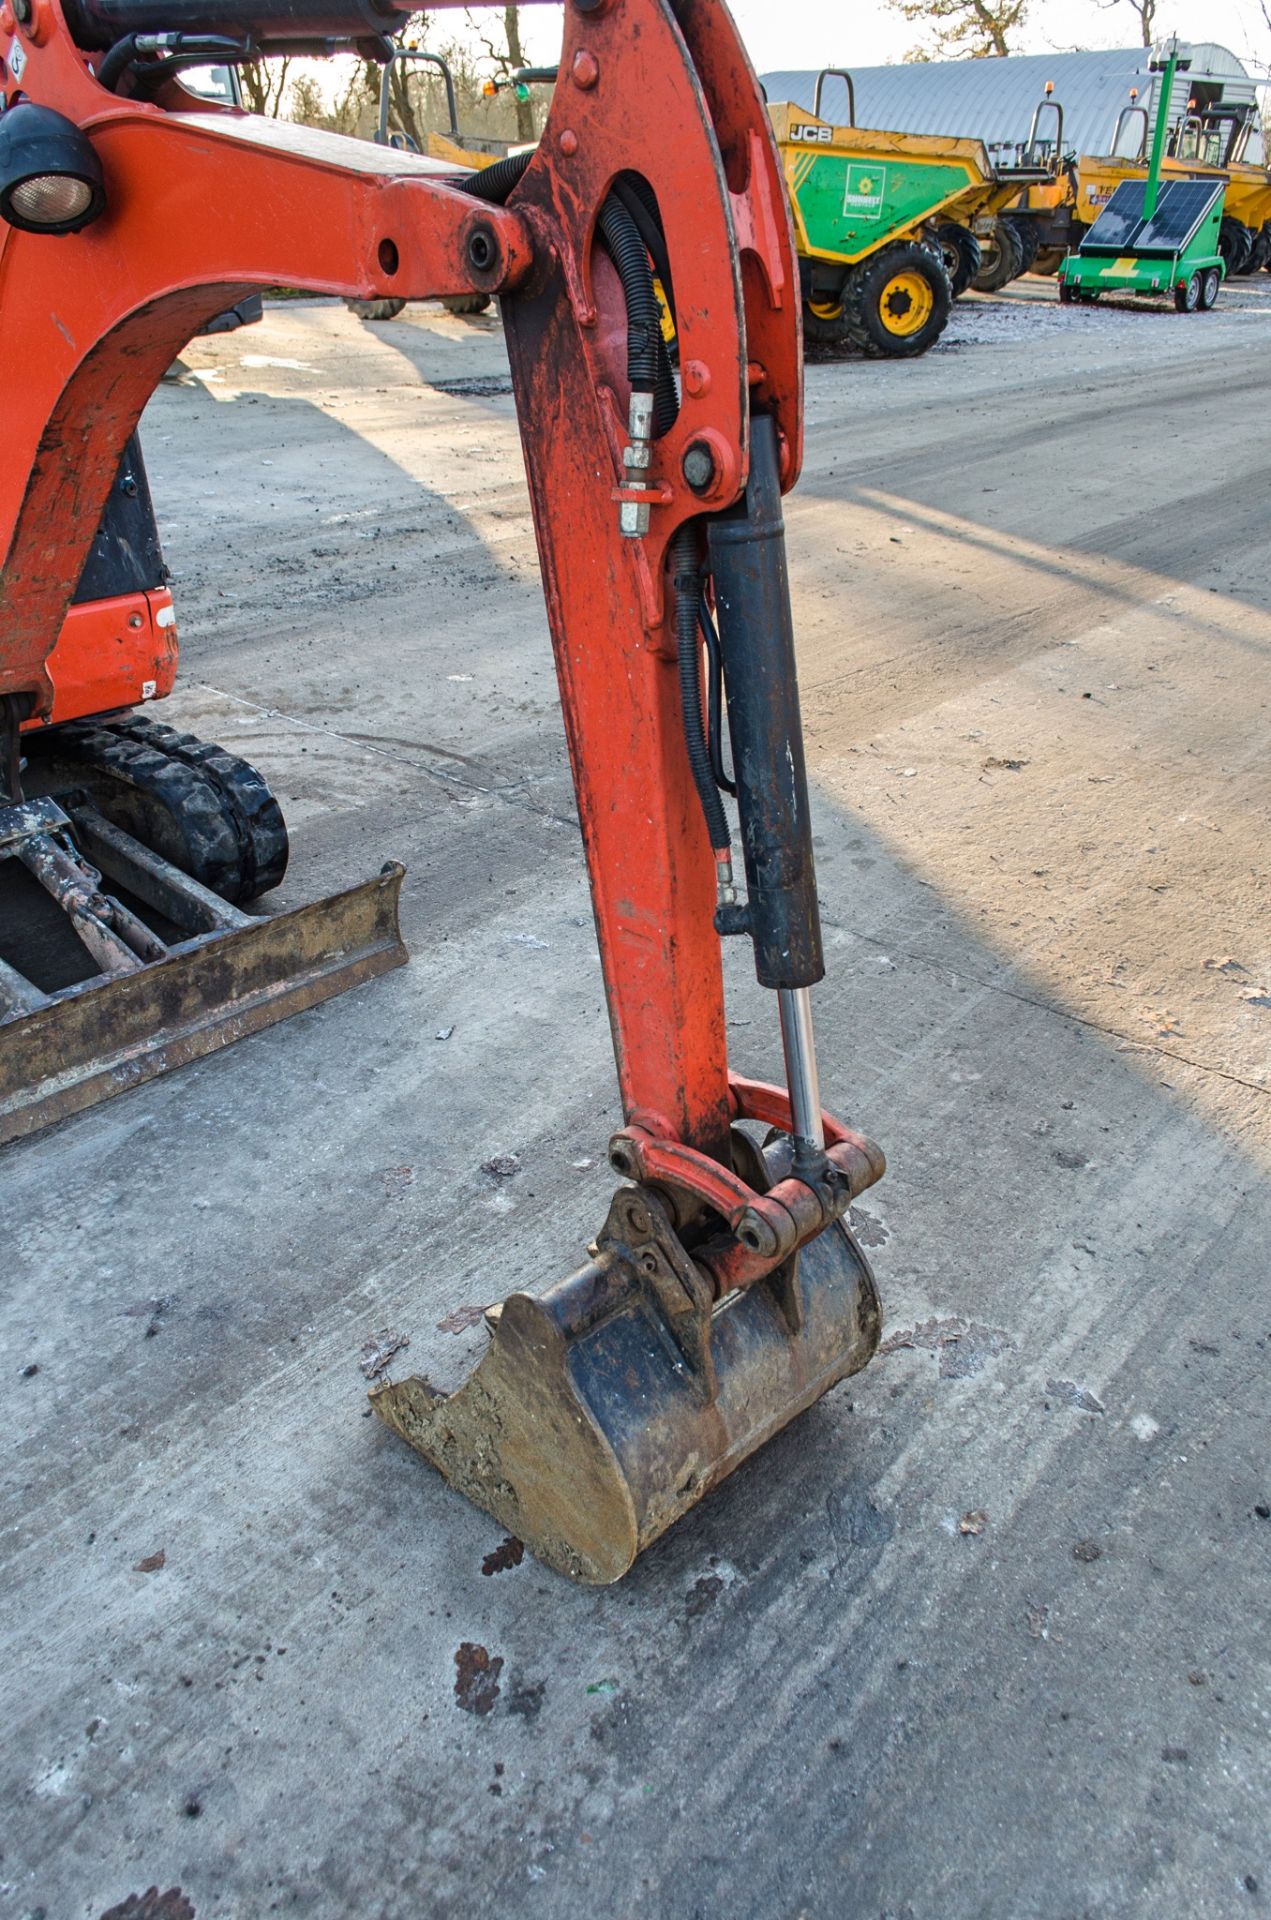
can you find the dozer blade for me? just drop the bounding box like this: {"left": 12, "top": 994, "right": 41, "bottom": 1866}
{"left": 371, "top": 1183, "right": 881, "bottom": 1584}
{"left": 0, "top": 859, "right": 406, "bottom": 1145}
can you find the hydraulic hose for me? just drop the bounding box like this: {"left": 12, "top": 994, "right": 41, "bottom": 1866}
{"left": 672, "top": 528, "right": 730, "bottom": 858}
{"left": 597, "top": 195, "right": 661, "bottom": 391}
{"left": 597, "top": 194, "right": 678, "bottom": 436}
{"left": 609, "top": 177, "right": 680, "bottom": 438}
{"left": 96, "top": 28, "right": 247, "bottom": 90}
{"left": 459, "top": 158, "right": 677, "bottom": 438}
{"left": 699, "top": 593, "right": 736, "bottom": 797}
{"left": 96, "top": 33, "right": 144, "bottom": 87}
{"left": 457, "top": 149, "right": 533, "bottom": 205}
{"left": 611, "top": 174, "right": 676, "bottom": 323}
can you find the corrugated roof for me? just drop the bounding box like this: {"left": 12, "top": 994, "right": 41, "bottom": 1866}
{"left": 761, "top": 45, "right": 1260, "bottom": 164}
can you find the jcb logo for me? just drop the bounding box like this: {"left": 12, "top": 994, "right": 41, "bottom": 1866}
{"left": 790, "top": 123, "right": 832, "bottom": 144}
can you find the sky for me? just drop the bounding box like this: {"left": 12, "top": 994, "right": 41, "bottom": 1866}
{"left": 508, "top": 0, "right": 1270, "bottom": 83}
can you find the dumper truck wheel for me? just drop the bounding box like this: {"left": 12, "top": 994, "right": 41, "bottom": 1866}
{"left": 934, "top": 222, "right": 981, "bottom": 299}
{"left": 843, "top": 243, "right": 951, "bottom": 359}
{"left": 1031, "top": 246, "right": 1066, "bottom": 277}
{"left": 26, "top": 715, "right": 289, "bottom": 904}
{"left": 1174, "top": 272, "right": 1202, "bottom": 314}
{"left": 1218, "top": 218, "right": 1253, "bottom": 277}
{"left": 442, "top": 294, "right": 494, "bottom": 316}
{"left": 346, "top": 298, "right": 408, "bottom": 321}
{"left": 1006, "top": 216, "right": 1041, "bottom": 276}
{"left": 802, "top": 294, "right": 852, "bottom": 348}
{"left": 1248, "top": 226, "right": 1271, "bottom": 273}
{"left": 971, "top": 219, "right": 1023, "bottom": 294}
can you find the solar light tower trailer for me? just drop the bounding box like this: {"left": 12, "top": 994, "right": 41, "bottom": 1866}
{"left": 1058, "top": 38, "right": 1226, "bottom": 312}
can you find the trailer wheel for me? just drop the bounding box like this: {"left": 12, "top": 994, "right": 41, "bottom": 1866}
{"left": 1031, "top": 246, "right": 1066, "bottom": 277}
{"left": 346, "top": 298, "right": 408, "bottom": 321}
{"left": 933, "top": 222, "right": 981, "bottom": 298}
{"left": 971, "top": 219, "right": 1023, "bottom": 294}
{"left": 442, "top": 294, "right": 494, "bottom": 316}
{"left": 1174, "top": 272, "right": 1202, "bottom": 313}
{"left": 843, "top": 243, "right": 952, "bottom": 359}
{"left": 1198, "top": 267, "right": 1221, "bottom": 311}
{"left": 1058, "top": 279, "right": 1078, "bottom": 304}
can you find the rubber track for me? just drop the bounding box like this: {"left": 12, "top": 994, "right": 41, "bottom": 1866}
{"left": 33, "top": 714, "right": 288, "bottom": 903}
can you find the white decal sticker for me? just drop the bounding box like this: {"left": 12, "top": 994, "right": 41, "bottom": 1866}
{"left": 842, "top": 164, "right": 888, "bottom": 222}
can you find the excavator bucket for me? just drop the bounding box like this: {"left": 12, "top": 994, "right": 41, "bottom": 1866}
{"left": 372, "top": 1179, "right": 882, "bottom": 1585}
{"left": 0, "top": 796, "right": 406, "bottom": 1145}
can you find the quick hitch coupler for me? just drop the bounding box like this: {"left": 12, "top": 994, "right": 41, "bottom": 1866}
{"left": 707, "top": 415, "right": 826, "bottom": 1170}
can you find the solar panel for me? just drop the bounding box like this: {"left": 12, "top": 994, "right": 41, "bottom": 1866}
{"left": 1084, "top": 180, "right": 1146, "bottom": 249}
{"left": 1082, "top": 176, "right": 1223, "bottom": 255}
{"left": 1137, "top": 179, "right": 1222, "bottom": 250}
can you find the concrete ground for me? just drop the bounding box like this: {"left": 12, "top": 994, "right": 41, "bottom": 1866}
{"left": 4, "top": 274, "right": 1270, "bottom": 1920}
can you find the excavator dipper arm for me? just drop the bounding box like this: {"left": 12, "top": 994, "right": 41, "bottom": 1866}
{"left": 0, "top": 0, "right": 885, "bottom": 1578}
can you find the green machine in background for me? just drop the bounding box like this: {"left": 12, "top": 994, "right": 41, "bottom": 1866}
{"left": 1057, "top": 38, "right": 1226, "bottom": 312}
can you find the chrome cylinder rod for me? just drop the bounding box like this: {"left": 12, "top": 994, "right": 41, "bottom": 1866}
{"left": 778, "top": 985, "right": 824, "bottom": 1162}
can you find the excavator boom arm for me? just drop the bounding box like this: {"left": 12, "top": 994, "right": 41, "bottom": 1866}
{"left": 0, "top": 0, "right": 885, "bottom": 1580}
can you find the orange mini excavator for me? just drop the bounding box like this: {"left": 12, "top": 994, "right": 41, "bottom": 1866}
{"left": 0, "top": 0, "right": 885, "bottom": 1579}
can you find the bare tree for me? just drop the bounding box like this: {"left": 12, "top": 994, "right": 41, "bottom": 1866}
{"left": 286, "top": 72, "right": 329, "bottom": 127}
{"left": 466, "top": 5, "right": 538, "bottom": 140}
{"left": 888, "top": 0, "right": 1029, "bottom": 60}
{"left": 1094, "top": 0, "right": 1156, "bottom": 48}
{"left": 386, "top": 59, "right": 428, "bottom": 147}
{"left": 239, "top": 54, "right": 292, "bottom": 116}
{"left": 329, "top": 56, "right": 381, "bottom": 136}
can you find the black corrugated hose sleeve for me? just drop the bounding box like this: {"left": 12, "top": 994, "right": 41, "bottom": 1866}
{"left": 458, "top": 149, "right": 534, "bottom": 204}
{"left": 604, "top": 181, "right": 679, "bottom": 436}
{"left": 597, "top": 195, "right": 661, "bottom": 391}
{"left": 611, "top": 175, "right": 676, "bottom": 319}
{"left": 673, "top": 529, "right": 731, "bottom": 856}
{"left": 461, "top": 159, "right": 678, "bottom": 436}
{"left": 597, "top": 195, "right": 680, "bottom": 435}
{"left": 652, "top": 334, "right": 680, "bottom": 440}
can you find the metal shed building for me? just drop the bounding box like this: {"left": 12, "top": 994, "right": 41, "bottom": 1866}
{"left": 761, "top": 45, "right": 1264, "bottom": 164}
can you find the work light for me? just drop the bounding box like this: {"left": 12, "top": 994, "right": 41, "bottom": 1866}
{"left": 0, "top": 103, "right": 106, "bottom": 235}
